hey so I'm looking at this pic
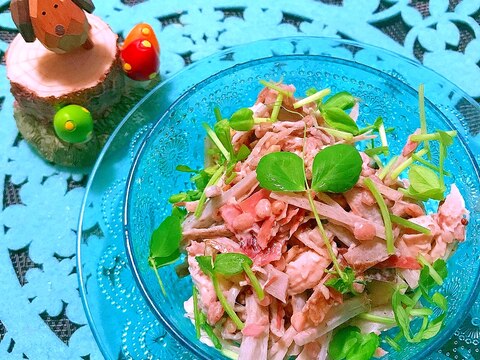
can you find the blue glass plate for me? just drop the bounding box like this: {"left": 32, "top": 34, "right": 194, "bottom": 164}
{"left": 77, "top": 37, "right": 480, "bottom": 360}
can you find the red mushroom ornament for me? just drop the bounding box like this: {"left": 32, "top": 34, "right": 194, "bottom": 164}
{"left": 122, "top": 23, "right": 160, "bottom": 55}
{"left": 120, "top": 39, "right": 159, "bottom": 81}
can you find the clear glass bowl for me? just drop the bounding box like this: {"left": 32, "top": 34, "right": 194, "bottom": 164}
{"left": 122, "top": 37, "right": 480, "bottom": 360}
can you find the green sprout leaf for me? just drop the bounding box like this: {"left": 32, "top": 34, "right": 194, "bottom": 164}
{"left": 149, "top": 215, "right": 182, "bottom": 259}
{"left": 168, "top": 190, "right": 202, "bottom": 204}
{"left": 150, "top": 249, "right": 181, "bottom": 268}
{"left": 418, "top": 257, "right": 447, "bottom": 296}
{"left": 358, "top": 116, "right": 384, "bottom": 135}
{"left": 438, "top": 130, "right": 455, "bottom": 146}
{"left": 421, "top": 313, "right": 445, "bottom": 340}
{"left": 404, "top": 165, "right": 445, "bottom": 201}
{"left": 322, "top": 107, "right": 359, "bottom": 134}
{"left": 328, "top": 326, "right": 380, "bottom": 360}
{"left": 325, "top": 267, "right": 363, "bottom": 295}
{"left": 196, "top": 255, "right": 246, "bottom": 329}
{"left": 323, "top": 91, "right": 356, "bottom": 110}
{"left": 214, "top": 253, "right": 264, "bottom": 300}
{"left": 214, "top": 120, "right": 235, "bottom": 158}
{"left": 236, "top": 144, "right": 251, "bottom": 161}
{"left": 196, "top": 256, "right": 214, "bottom": 277}
{"left": 230, "top": 108, "right": 254, "bottom": 131}
{"left": 214, "top": 253, "right": 253, "bottom": 276}
{"left": 391, "top": 258, "right": 448, "bottom": 344}
{"left": 311, "top": 144, "right": 362, "bottom": 193}
{"left": 364, "top": 146, "right": 389, "bottom": 157}
{"left": 194, "top": 165, "right": 225, "bottom": 218}
{"left": 256, "top": 152, "right": 306, "bottom": 192}
{"left": 176, "top": 164, "right": 198, "bottom": 173}
{"left": 432, "top": 292, "right": 447, "bottom": 311}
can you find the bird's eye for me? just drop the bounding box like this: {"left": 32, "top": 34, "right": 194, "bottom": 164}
{"left": 54, "top": 4, "right": 58, "bottom": 8}
{"left": 42, "top": 11, "right": 46, "bottom": 15}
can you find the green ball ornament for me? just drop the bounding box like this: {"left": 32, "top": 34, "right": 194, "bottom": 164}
{"left": 53, "top": 105, "right": 93, "bottom": 143}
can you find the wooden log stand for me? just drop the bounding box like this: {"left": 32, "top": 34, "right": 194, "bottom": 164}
{"left": 6, "top": 13, "right": 156, "bottom": 167}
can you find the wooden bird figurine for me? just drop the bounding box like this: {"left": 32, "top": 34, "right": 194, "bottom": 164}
{"left": 10, "top": 0, "right": 95, "bottom": 54}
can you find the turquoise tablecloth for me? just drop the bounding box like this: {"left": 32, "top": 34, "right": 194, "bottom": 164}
{"left": 0, "top": 0, "right": 479, "bottom": 359}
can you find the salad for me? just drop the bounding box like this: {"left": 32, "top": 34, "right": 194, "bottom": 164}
{"left": 148, "top": 81, "right": 468, "bottom": 360}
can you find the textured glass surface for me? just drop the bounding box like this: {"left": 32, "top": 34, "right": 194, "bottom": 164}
{"left": 78, "top": 37, "right": 480, "bottom": 359}
{"left": 122, "top": 38, "right": 480, "bottom": 360}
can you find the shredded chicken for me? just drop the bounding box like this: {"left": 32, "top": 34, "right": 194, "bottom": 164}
{"left": 173, "top": 83, "right": 468, "bottom": 359}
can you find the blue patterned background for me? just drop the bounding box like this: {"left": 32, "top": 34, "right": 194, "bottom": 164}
{"left": 0, "top": 0, "right": 479, "bottom": 359}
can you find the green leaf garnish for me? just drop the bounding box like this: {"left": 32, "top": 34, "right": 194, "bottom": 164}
{"left": 364, "top": 146, "right": 389, "bottom": 157}
{"left": 214, "top": 120, "right": 235, "bottom": 159}
{"left": 236, "top": 144, "right": 251, "bottom": 161}
{"left": 149, "top": 249, "right": 181, "bottom": 268}
{"left": 322, "top": 107, "right": 359, "bottom": 134}
{"left": 256, "top": 152, "right": 306, "bottom": 192}
{"left": 420, "top": 313, "right": 445, "bottom": 340}
{"left": 168, "top": 190, "right": 202, "bottom": 203}
{"left": 150, "top": 215, "right": 182, "bottom": 259}
{"left": 323, "top": 91, "right": 356, "bottom": 110}
{"left": 311, "top": 144, "right": 362, "bottom": 193}
{"left": 147, "top": 207, "right": 187, "bottom": 296}
{"left": 214, "top": 253, "right": 253, "bottom": 276}
{"left": 203, "top": 123, "right": 231, "bottom": 161}
{"left": 214, "top": 253, "right": 264, "bottom": 300}
{"left": 391, "top": 258, "right": 448, "bottom": 344}
{"left": 418, "top": 256, "right": 447, "bottom": 289}
{"left": 432, "top": 292, "right": 447, "bottom": 311}
{"left": 194, "top": 165, "right": 225, "bottom": 218}
{"left": 328, "top": 326, "right": 380, "bottom": 360}
{"left": 176, "top": 164, "right": 198, "bottom": 173}
{"left": 404, "top": 165, "right": 445, "bottom": 201}
{"left": 196, "top": 253, "right": 265, "bottom": 326}
{"left": 229, "top": 108, "right": 254, "bottom": 131}
{"left": 196, "top": 255, "right": 215, "bottom": 277}
{"left": 325, "top": 267, "right": 364, "bottom": 295}
{"left": 256, "top": 144, "right": 362, "bottom": 282}
{"left": 191, "top": 166, "right": 217, "bottom": 191}
{"left": 438, "top": 130, "right": 455, "bottom": 146}
{"left": 363, "top": 178, "right": 395, "bottom": 255}
{"left": 358, "top": 116, "right": 384, "bottom": 135}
